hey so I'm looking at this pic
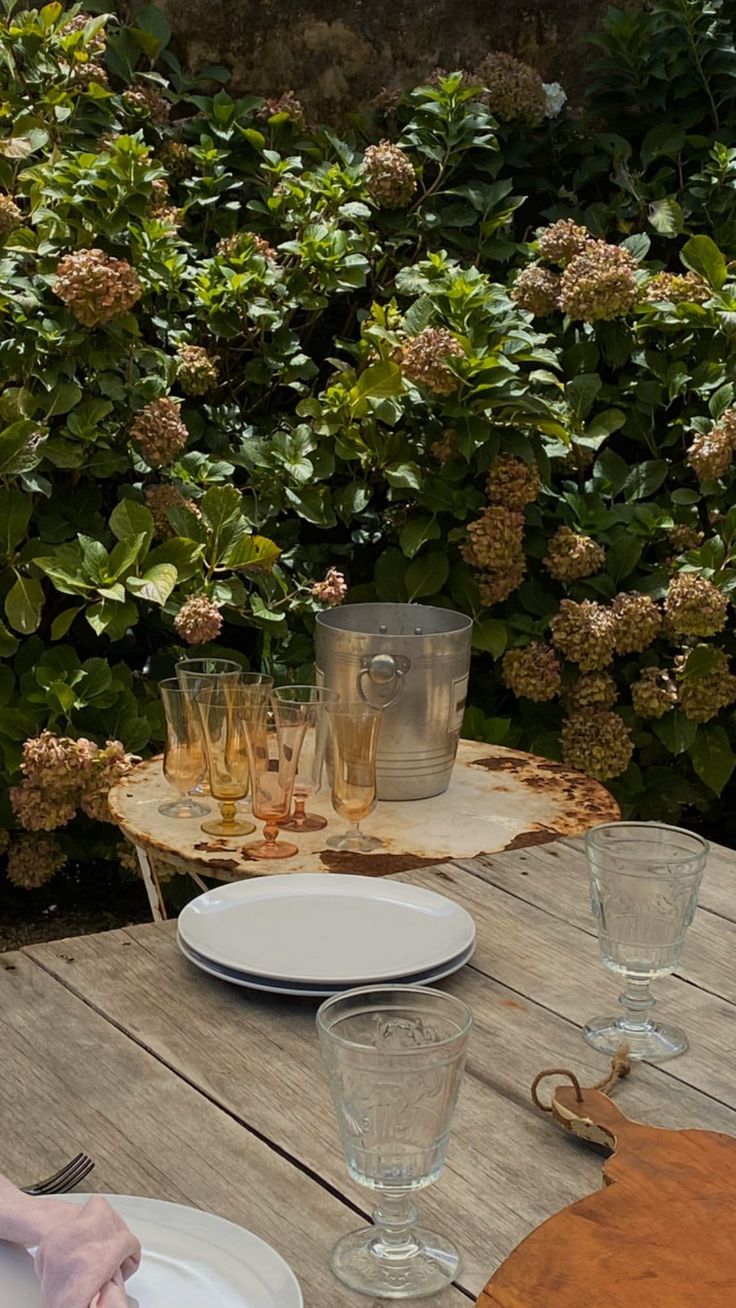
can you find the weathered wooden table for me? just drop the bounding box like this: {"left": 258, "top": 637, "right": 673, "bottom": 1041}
{"left": 2, "top": 838, "right": 734, "bottom": 1307}
{"left": 109, "top": 739, "right": 619, "bottom": 919}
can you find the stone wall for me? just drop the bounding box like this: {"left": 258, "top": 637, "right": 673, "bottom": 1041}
{"left": 125, "top": 0, "right": 616, "bottom": 119}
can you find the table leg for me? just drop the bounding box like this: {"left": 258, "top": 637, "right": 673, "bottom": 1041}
{"left": 135, "top": 845, "right": 167, "bottom": 922}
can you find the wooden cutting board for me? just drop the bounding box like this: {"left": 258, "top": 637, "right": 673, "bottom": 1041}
{"left": 476, "top": 1076, "right": 736, "bottom": 1307}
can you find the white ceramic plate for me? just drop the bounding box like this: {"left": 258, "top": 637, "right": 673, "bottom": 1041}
{"left": 178, "top": 935, "right": 475, "bottom": 997}
{"left": 0, "top": 1194, "right": 302, "bottom": 1308}
{"left": 177, "top": 874, "right": 475, "bottom": 984}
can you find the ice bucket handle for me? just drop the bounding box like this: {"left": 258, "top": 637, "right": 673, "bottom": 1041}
{"left": 358, "top": 653, "right": 410, "bottom": 709}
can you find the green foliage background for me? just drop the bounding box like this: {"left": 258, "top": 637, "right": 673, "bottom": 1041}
{"left": 2, "top": 0, "right": 736, "bottom": 884}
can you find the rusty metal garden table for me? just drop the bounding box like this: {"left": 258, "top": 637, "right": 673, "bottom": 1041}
{"left": 2, "top": 839, "right": 735, "bottom": 1307}
{"left": 108, "top": 738, "right": 619, "bottom": 919}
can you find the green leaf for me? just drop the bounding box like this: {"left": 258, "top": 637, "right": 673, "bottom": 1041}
{"left": 385, "top": 462, "right": 422, "bottom": 491}
{"left": 620, "top": 233, "right": 651, "bottom": 262}
{"left": 44, "top": 382, "right": 82, "bottom": 418}
{"left": 623, "top": 460, "right": 668, "bottom": 500}
{"left": 680, "top": 235, "right": 727, "bottom": 291}
{"left": 249, "top": 593, "right": 287, "bottom": 628}
{"left": 640, "top": 123, "right": 685, "bottom": 168}
{"left": 126, "top": 563, "right": 178, "bottom": 605}
{"left": 399, "top": 516, "right": 441, "bottom": 559}
{"left": 652, "top": 709, "right": 697, "bottom": 756}
{"left": 402, "top": 296, "right": 434, "bottom": 336}
{"left": 284, "top": 486, "right": 336, "bottom": 527}
{"left": 585, "top": 408, "right": 626, "bottom": 442}
{"left": 607, "top": 533, "right": 642, "bottom": 583}
{"left": 0, "top": 619, "right": 19, "bottom": 657}
{"left": 689, "top": 724, "right": 736, "bottom": 796}
{"left": 107, "top": 533, "right": 147, "bottom": 581}
{"left": 110, "top": 499, "right": 155, "bottom": 548}
{"left": 50, "top": 606, "right": 83, "bottom": 640}
{"left": 682, "top": 645, "right": 723, "bottom": 678}
{"left": 405, "top": 551, "right": 449, "bottom": 600}
{"left": 147, "top": 538, "right": 205, "bottom": 580}
{"left": 199, "top": 486, "right": 242, "bottom": 536}
{"left": 0, "top": 487, "right": 31, "bottom": 558}
{"left": 133, "top": 2, "right": 172, "bottom": 45}
{"left": 220, "top": 534, "right": 281, "bottom": 572}
{"left": 4, "top": 576, "right": 43, "bottom": 634}
{"left": 375, "top": 548, "right": 408, "bottom": 602}
{"left": 472, "top": 618, "right": 507, "bottom": 658}
{"left": 648, "top": 198, "right": 683, "bottom": 237}
{"left": 350, "top": 361, "right": 403, "bottom": 405}
{"left": 86, "top": 598, "right": 138, "bottom": 640}
{"left": 0, "top": 419, "right": 43, "bottom": 475}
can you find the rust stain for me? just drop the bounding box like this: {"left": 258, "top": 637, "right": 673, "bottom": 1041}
{"left": 501, "top": 998, "right": 526, "bottom": 1010}
{"left": 319, "top": 851, "right": 443, "bottom": 876}
{"left": 502, "top": 826, "right": 560, "bottom": 851}
{"left": 204, "top": 858, "right": 241, "bottom": 872}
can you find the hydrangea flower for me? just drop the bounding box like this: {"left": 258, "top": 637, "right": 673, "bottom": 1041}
{"left": 310, "top": 568, "right": 348, "bottom": 605}
{"left": 130, "top": 398, "right": 188, "bottom": 467}
{"left": 54, "top": 249, "right": 142, "bottom": 327}
{"left": 174, "top": 595, "right": 223, "bottom": 644}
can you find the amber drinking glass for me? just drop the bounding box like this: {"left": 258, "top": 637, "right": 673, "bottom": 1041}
{"left": 159, "top": 679, "right": 208, "bottom": 818}
{"left": 273, "top": 685, "right": 339, "bottom": 832}
{"left": 326, "top": 702, "right": 383, "bottom": 853}
{"left": 242, "top": 698, "right": 307, "bottom": 859}
{"left": 176, "top": 658, "right": 243, "bottom": 794}
{"left": 196, "top": 684, "right": 273, "bottom": 837}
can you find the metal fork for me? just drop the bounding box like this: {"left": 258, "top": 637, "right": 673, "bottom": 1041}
{"left": 21, "top": 1153, "right": 95, "bottom": 1196}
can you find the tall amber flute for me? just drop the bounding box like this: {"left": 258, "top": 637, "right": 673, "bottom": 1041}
{"left": 159, "top": 679, "right": 209, "bottom": 818}
{"left": 196, "top": 685, "right": 274, "bottom": 837}
{"left": 241, "top": 698, "right": 307, "bottom": 859}
{"left": 326, "top": 702, "right": 383, "bottom": 852}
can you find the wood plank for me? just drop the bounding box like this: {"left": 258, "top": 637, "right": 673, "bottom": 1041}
{"left": 0, "top": 952, "right": 463, "bottom": 1308}
{"left": 25, "top": 905, "right": 736, "bottom": 1295}
{"left": 399, "top": 864, "right": 736, "bottom": 1112}
{"left": 454, "top": 844, "right": 736, "bottom": 1006}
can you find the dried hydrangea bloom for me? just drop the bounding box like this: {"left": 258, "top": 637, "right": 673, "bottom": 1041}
{"left": 158, "top": 139, "right": 193, "bottom": 180}
{"left": 10, "top": 780, "right": 77, "bottom": 831}
{"left": 54, "top": 249, "right": 142, "bottom": 327}
{"left": 363, "top": 141, "right": 417, "bottom": 208}
{"left": 611, "top": 592, "right": 662, "bottom": 654}
{"left": 62, "top": 11, "right": 107, "bottom": 48}
{"left": 564, "top": 671, "right": 618, "bottom": 712}
{"left": 176, "top": 344, "right": 219, "bottom": 396}
{"left": 430, "top": 429, "right": 458, "bottom": 463}
{"left": 538, "top": 219, "right": 592, "bottom": 267}
{"left": 68, "top": 60, "right": 109, "bottom": 88}
{"left": 478, "top": 558, "right": 526, "bottom": 605}
{"left": 476, "top": 51, "right": 546, "bottom": 125}
{"left": 543, "top": 526, "right": 605, "bottom": 581}
{"left": 145, "top": 484, "right": 200, "bottom": 539}
{"left": 130, "top": 397, "right": 188, "bottom": 468}
{"left": 79, "top": 741, "right": 137, "bottom": 822}
{"left": 10, "top": 730, "right": 90, "bottom": 830}
{"left": 310, "top": 568, "right": 348, "bottom": 605}
{"left": 678, "top": 649, "right": 736, "bottom": 722}
{"left": 6, "top": 833, "right": 67, "bottom": 889}
{"left": 664, "top": 573, "right": 728, "bottom": 637}
{"left": 123, "top": 82, "right": 171, "bottom": 123}
{"left": 216, "top": 232, "right": 277, "bottom": 261}
{"left": 687, "top": 409, "right": 736, "bottom": 481}
{"left": 460, "top": 504, "right": 525, "bottom": 571}
{"left": 641, "top": 272, "right": 710, "bottom": 305}
{"left": 561, "top": 710, "right": 634, "bottom": 781}
{"left": 668, "top": 524, "right": 704, "bottom": 555}
{"left": 559, "top": 241, "right": 637, "bottom": 322}
{"left": 487, "top": 453, "right": 540, "bottom": 509}
{"left": 257, "top": 91, "right": 306, "bottom": 128}
{"left": 502, "top": 643, "right": 562, "bottom": 701}
{"left": 397, "top": 327, "right": 465, "bottom": 395}
{"left": 631, "top": 667, "right": 678, "bottom": 720}
{"left": 550, "top": 599, "right": 616, "bottom": 670}
{"left": 0, "top": 193, "right": 22, "bottom": 237}
{"left": 511, "top": 265, "right": 561, "bottom": 316}
{"left": 174, "top": 594, "right": 223, "bottom": 644}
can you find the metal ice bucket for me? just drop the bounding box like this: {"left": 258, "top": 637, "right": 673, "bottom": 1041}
{"left": 315, "top": 602, "right": 472, "bottom": 801}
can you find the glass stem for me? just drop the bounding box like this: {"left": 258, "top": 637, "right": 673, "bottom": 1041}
{"left": 371, "top": 1192, "right": 420, "bottom": 1260}
{"left": 618, "top": 976, "right": 656, "bottom": 1032}
{"left": 220, "top": 799, "right": 236, "bottom": 829}
{"left": 263, "top": 820, "right": 279, "bottom": 844}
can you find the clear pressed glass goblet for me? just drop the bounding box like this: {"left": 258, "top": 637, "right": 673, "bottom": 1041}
{"left": 241, "top": 698, "right": 307, "bottom": 859}
{"left": 196, "top": 686, "right": 268, "bottom": 837}
{"left": 585, "top": 821, "right": 708, "bottom": 1062}
{"left": 273, "top": 685, "right": 339, "bottom": 832}
{"left": 326, "top": 702, "right": 383, "bottom": 852}
{"left": 317, "top": 985, "right": 472, "bottom": 1299}
{"left": 176, "top": 659, "right": 243, "bottom": 795}
{"left": 159, "top": 679, "right": 209, "bottom": 818}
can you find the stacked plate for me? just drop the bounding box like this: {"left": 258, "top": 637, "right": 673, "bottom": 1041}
{"left": 177, "top": 874, "right": 476, "bottom": 996}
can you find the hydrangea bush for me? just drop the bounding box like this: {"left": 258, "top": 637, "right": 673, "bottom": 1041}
{"left": 2, "top": 0, "right": 736, "bottom": 892}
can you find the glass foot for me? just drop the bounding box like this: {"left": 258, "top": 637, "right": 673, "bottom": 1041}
{"left": 159, "top": 799, "right": 209, "bottom": 818}
{"left": 330, "top": 1224, "right": 460, "bottom": 1299}
{"left": 584, "top": 1015, "right": 688, "bottom": 1062}
{"left": 243, "top": 839, "right": 299, "bottom": 859}
{"left": 326, "top": 828, "right": 383, "bottom": 853}
{"left": 279, "top": 812, "right": 327, "bottom": 832}
{"left": 201, "top": 817, "right": 255, "bottom": 836}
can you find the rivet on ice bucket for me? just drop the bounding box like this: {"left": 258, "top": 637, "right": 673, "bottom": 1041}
{"left": 315, "top": 603, "right": 472, "bottom": 801}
